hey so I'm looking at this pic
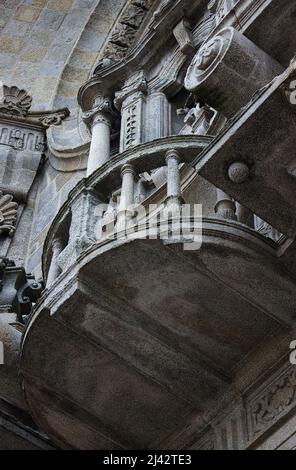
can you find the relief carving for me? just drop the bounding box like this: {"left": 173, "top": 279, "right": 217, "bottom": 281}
{"left": 185, "top": 33, "right": 226, "bottom": 91}
{"left": 121, "top": 4, "right": 147, "bottom": 29}
{"left": 110, "top": 23, "right": 136, "bottom": 49}
{"left": 82, "top": 97, "right": 115, "bottom": 128}
{"left": 248, "top": 366, "right": 296, "bottom": 438}
{"left": 0, "top": 191, "right": 18, "bottom": 236}
{"left": 94, "top": 0, "right": 156, "bottom": 71}
{"left": 0, "top": 125, "right": 46, "bottom": 152}
{"left": 208, "top": 0, "right": 237, "bottom": 24}
{"left": 114, "top": 71, "right": 147, "bottom": 110}
{"left": 0, "top": 85, "right": 32, "bottom": 117}
{"left": 125, "top": 105, "right": 137, "bottom": 147}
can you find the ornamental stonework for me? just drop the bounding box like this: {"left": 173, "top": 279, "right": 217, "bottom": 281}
{"left": 0, "top": 85, "right": 32, "bottom": 117}
{"left": 247, "top": 366, "right": 296, "bottom": 440}
{"left": 0, "top": 191, "right": 18, "bottom": 236}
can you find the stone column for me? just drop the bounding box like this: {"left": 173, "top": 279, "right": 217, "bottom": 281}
{"left": 215, "top": 189, "right": 237, "bottom": 220}
{"left": 46, "top": 237, "right": 63, "bottom": 287}
{"left": 83, "top": 96, "right": 114, "bottom": 177}
{"left": 117, "top": 164, "right": 136, "bottom": 230}
{"left": 165, "top": 150, "right": 183, "bottom": 211}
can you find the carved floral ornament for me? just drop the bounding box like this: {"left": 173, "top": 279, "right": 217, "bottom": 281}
{"left": 0, "top": 85, "right": 32, "bottom": 117}
{"left": 0, "top": 84, "right": 69, "bottom": 130}
{"left": 249, "top": 367, "right": 296, "bottom": 437}
{"left": 0, "top": 191, "right": 18, "bottom": 236}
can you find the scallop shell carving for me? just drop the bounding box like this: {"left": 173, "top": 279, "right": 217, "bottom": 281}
{"left": 0, "top": 85, "right": 32, "bottom": 116}
{"left": 0, "top": 191, "right": 18, "bottom": 235}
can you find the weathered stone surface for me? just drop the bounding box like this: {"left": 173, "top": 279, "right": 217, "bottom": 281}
{"left": 1, "top": 0, "right": 296, "bottom": 452}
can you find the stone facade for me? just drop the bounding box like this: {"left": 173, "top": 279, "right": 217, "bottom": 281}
{"left": 1, "top": 0, "right": 296, "bottom": 450}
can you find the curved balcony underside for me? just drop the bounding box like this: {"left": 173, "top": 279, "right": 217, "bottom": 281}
{"left": 20, "top": 218, "right": 295, "bottom": 449}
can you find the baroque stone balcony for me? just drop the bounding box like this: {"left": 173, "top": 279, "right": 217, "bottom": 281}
{"left": 18, "top": 134, "right": 296, "bottom": 449}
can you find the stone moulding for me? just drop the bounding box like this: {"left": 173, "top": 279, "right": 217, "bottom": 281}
{"left": 0, "top": 108, "right": 70, "bottom": 131}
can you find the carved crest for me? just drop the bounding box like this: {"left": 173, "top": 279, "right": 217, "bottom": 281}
{"left": 0, "top": 85, "right": 32, "bottom": 116}
{"left": 0, "top": 191, "right": 18, "bottom": 235}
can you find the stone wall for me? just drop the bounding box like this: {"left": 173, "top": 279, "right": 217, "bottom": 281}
{"left": 0, "top": 0, "right": 125, "bottom": 110}
{"left": 26, "top": 158, "right": 84, "bottom": 278}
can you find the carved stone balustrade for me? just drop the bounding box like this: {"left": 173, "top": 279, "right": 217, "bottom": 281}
{"left": 116, "top": 164, "right": 136, "bottom": 231}
{"left": 43, "top": 135, "right": 212, "bottom": 284}
{"left": 215, "top": 189, "right": 236, "bottom": 221}
{"left": 164, "top": 149, "right": 183, "bottom": 212}
{"left": 46, "top": 238, "right": 64, "bottom": 288}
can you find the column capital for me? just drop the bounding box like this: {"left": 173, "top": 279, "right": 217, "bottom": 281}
{"left": 121, "top": 163, "right": 135, "bottom": 178}
{"left": 82, "top": 96, "right": 115, "bottom": 128}
{"left": 114, "top": 71, "right": 147, "bottom": 110}
{"left": 165, "top": 149, "right": 181, "bottom": 164}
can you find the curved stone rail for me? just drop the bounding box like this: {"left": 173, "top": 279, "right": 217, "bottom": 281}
{"left": 42, "top": 135, "right": 213, "bottom": 281}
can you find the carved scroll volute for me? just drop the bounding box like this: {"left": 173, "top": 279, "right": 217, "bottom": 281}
{"left": 184, "top": 27, "right": 283, "bottom": 118}
{"left": 0, "top": 192, "right": 18, "bottom": 236}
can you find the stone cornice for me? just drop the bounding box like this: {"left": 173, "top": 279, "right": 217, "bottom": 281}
{"left": 78, "top": 0, "right": 274, "bottom": 111}
{"left": 0, "top": 84, "right": 69, "bottom": 130}
{"left": 78, "top": 0, "right": 208, "bottom": 111}
{"left": 0, "top": 108, "right": 70, "bottom": 130}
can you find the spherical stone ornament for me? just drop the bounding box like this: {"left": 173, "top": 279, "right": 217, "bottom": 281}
{"left": 228, "top": 162, "right": 250, "bottom": 184}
